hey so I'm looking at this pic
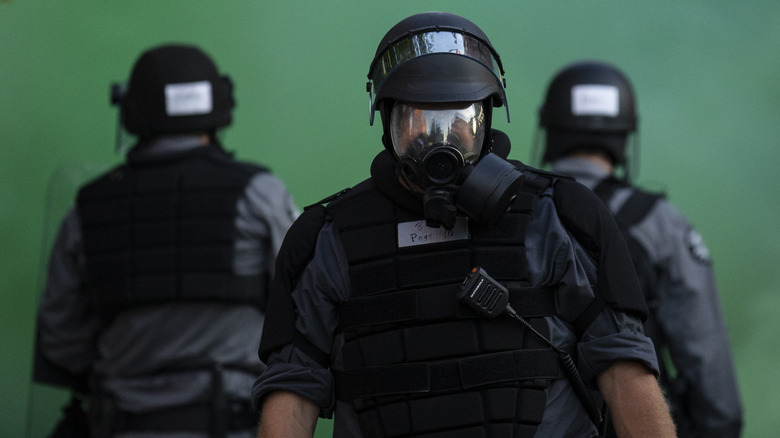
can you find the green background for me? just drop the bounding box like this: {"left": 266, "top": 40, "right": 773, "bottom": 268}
{"left": 2, "top": 1, "right": 778, "bottom": 436}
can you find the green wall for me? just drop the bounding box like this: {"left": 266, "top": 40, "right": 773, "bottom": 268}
{"left": 2, "top": 1, "right": 778, "bottom": 436}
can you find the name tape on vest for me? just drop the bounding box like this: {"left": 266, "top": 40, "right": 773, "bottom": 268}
{"left": 397, "top": 217, "right": 470, "bottom": 248}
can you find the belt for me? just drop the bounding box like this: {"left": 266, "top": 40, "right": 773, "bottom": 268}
{"left": 116, "top": 400, "right": 257, "bottom": 434}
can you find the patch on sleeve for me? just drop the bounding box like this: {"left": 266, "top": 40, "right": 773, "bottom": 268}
{"left": 685, "top": 227, "right": 711, "bottom": 265}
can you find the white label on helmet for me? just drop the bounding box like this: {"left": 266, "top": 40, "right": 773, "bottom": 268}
{"left": 572, "top": 85, "right": 619, "bottom": 116}
{"left": 397, "top": 217, "right": 469, "bottom": 248}
{"left": 165, "top": 81, "right": 213, "bottom": 116}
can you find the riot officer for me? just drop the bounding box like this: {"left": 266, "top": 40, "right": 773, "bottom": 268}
{"left": 536, "top": 60, "right": 742, "bottom": 437}
{"left": 33, "top": 44, "right": 298, "bottom": 438}
{"left": 252, "top": 13, "right": 676, "bottom": 438}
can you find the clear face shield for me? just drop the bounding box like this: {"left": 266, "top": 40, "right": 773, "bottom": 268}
{"left": 390, "top": 101, "right": 485, "bottom": 188}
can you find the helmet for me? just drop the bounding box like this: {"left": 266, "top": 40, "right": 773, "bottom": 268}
{"left": 116, "top": 44, "right": 234, "bottom": 137}
{"left": 538, "top": 60, "right": 637, "bottom": 165}
{"left": 367, "top": 12, "right": 508, "bottom": 151}
{"left": 366, "top": 13, "right": 523, "bottom": 230}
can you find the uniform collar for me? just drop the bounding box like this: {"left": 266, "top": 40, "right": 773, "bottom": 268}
{"left": 131, "top": 135, "right": 206, "bottom": 156}
{"left": 550, "top": 157, "right": 611, "bottom": 190}
{"left": 126, "top": 136, "right": 229, "bottom": 165}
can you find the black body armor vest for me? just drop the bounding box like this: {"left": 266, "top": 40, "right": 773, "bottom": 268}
{"left": 259, "top": 151, "right": 646, "bottom": 437}
{"left": 326, "top": 167, "right": 563, "bottom": 438}
{"left": 76, "top": 145, "right": 268, "bottom": 318}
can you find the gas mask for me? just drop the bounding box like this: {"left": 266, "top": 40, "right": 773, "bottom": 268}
{"left": 390, "top": 101, "right": 523, "bottom": 229}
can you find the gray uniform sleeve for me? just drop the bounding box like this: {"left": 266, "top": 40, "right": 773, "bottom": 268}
{"left": 36, "top": 208, "right": 101, "bottom": 376}
{"left": 235, "top": 172, "right": 299, "bottom": 276}
{"left": 635, "top": 200, "right": 742, "bottom": 435}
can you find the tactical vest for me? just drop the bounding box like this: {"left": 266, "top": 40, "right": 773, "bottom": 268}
{"left": 258, "top": 152, "right": 645, "bottom": 436}
{"left": 327, "top": 174, "right": 563, "bottom": 438}
{"left": 76, "top": 145, "right": 268, "bottom": 319}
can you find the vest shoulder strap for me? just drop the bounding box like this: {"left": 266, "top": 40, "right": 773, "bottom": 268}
{"left": 614, "top": 189, "right": 664, "bottom": 229}
{"left": 258, "top": 182, "right": 366, "bottom": 366}
{"left": 552, "top": 177, "right": 649, "bottom": 329}
{"left": 258, "top": 203, "right": 328, "bottom": 364}
{"left": 593, "top": 177, "right": 665, "bottom": 230}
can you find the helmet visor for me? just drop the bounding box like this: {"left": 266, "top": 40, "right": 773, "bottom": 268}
{"left": 390, "top": 101, "right": 485, "bottom": 163}
{"left": 369, "top": 32, "right": 504, "bottom": 114}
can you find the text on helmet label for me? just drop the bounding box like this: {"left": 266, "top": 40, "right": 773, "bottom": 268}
{"left": 572, "top": 85, "right": 619, "bottom": 117}
{"left": 165, "top": 81, "right": 213, "bottom": 116}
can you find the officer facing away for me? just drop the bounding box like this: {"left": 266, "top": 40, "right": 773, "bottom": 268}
{"left": 252, "top": 12, "right": 676, "bottom": 438}
{"left": 33, "top": 44, "right": 298, "bottom": 438}
{"left": 536, "top": 60, "right": 742, "bottom": 437}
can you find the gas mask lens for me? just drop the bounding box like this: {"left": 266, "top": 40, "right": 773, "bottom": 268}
{"left": 390, "top": 101, "right": 485, "bottom": 187}
{"left": 390, "top": 101, "right": 485, "bottom": 188}
{"left": 390, "top": 101, "right": 485, "bottom": 163}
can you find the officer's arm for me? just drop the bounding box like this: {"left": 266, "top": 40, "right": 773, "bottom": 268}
{"left": 598, "top": 360, "right": 677, "bottom": 437}
{"left": 655, "top": 208, "right": 742, "bottom": 434}
{"left": 257, "top": 391, "right": 318, "bottom": 438}
{"left": 36, "top": 209, "right": 100, "bottom": 383}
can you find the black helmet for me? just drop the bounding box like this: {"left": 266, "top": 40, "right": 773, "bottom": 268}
{"left": 367, "top": 12, "right": 508, "bottom": 148}
{"left": 367, "top": 13, "right": 523, "bottom": 230}
{"left": 116, "top": 44, "right": 234, "bottom": 137}
{"left": 539, "top": 60, "right": 637, "bottom": 165}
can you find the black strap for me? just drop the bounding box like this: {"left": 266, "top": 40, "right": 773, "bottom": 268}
{"left": 572, "top": 294, "right": 607, "bottom": 337}
{"left": 291, "top": 329, "right": 331, "bottom": 368}
{"left": 116, "top": 401, "right": 257, "bottom": 434}
{"left": 333, "top": 349, "right": 562, "bottom": 401}
{"left": 553, "top": 176, "right": 649, "bottom": 322}
{"left": 259, "top": 204, "right": 329, "bottom": 363}
{"left": 592, "top": 177, "right": 621, "bottom": 206}
{"left": 593, "top": 177, "right": 663, "bottom": 231}
{"left": 613, "top": 190, "right": 662, "bottom": 230}
{"left": 592, "top": 177, "right": 663, "bottom": 311}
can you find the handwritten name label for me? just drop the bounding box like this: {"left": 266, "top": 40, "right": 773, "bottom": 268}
{"left": 397, "top": 217, "right": 469, "bottom": 248}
